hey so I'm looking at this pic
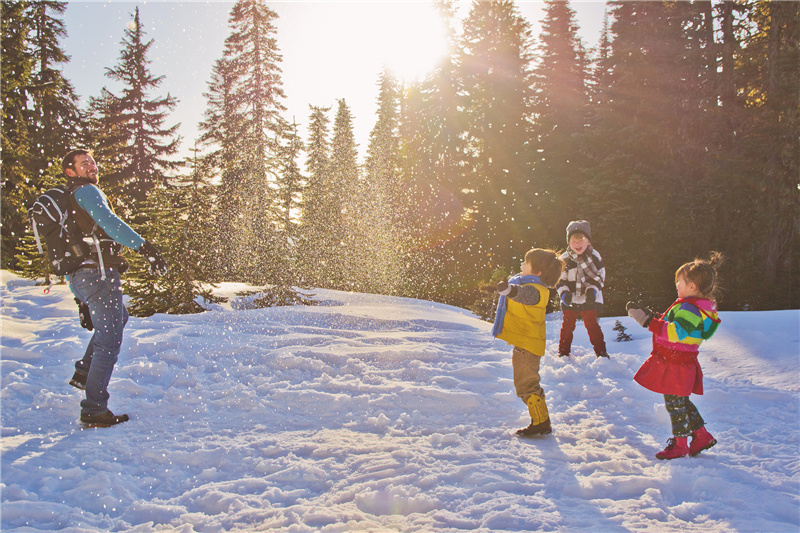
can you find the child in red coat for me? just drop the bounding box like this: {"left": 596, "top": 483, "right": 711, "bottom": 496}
{"left": 627, "top": 252, "right": 723, "bottom": 460}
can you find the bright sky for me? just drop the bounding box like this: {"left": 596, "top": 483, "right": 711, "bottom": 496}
{"left": 61, "top": 1, "right": 606, "bottom": 164}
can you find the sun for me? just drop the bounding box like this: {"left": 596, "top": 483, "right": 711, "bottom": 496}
{"left": 338, "top": 2, "right": 450, "bottom": 83}
{"left": 378, "top": 3, "right": 450, "bottom": 82}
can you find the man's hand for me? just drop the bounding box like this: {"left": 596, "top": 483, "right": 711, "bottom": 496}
{"left": 138, "top": 241, "right": 168, "bottom": 277}
{"left": 75, "top": 298, "right": 93, "bottom": 331}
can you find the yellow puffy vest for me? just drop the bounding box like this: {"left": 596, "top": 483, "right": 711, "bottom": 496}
{"left": 496, "top": 283, "right": 551, "bottom": 356}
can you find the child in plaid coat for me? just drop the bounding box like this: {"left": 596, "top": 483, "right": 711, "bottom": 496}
{"left": 556, "top": 220, "right": 609, "bottom": 358}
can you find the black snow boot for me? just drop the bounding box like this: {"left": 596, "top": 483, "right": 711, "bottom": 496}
{"left": 80, "top": 410, "right": 129, "bottom": 428}
{"left": 69, "top": 370, "right": 87, "bottom": 390}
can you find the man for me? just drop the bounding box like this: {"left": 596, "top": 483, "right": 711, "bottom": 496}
{"left": 62, "top": 148, "right": 168, "bottom": 428}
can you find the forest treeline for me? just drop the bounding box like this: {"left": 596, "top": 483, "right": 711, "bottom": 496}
{"left": 2, "top": 0, "right": 797, "bottom": 317}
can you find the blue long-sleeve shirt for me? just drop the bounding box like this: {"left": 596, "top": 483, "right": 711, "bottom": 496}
{"left": 65, "top": 184, "right": 146, "bottom": 292}
{"left": 73, "top": 184, "right": 145, "bottom": 250}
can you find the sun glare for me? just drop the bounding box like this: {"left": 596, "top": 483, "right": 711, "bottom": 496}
{"left": 345, "top": 3, "right": 450, "bottom": 82}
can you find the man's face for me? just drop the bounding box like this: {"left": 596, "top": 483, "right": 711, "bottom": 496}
{"left": 66, "top": 154, "right": 98, "bottom": 183}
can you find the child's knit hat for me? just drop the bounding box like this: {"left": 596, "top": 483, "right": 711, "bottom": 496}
{"left": 566, "top": 220, "right": 591, "bottom": 243}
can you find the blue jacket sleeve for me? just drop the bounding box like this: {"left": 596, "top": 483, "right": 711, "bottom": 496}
{"left": 73, "top": 185, "right": 146, "bottom": 250}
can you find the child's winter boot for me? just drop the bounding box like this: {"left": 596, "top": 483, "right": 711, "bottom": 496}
{"left": 655, "top": 437, "right": 689, "bottom": 460}
{"left": 689, "top": 426, "right": 717, "bottom": 457}
{"left": 517, "top": 395, "right": 552, "bottom": 436}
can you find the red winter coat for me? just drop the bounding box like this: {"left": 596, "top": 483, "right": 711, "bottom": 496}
{"left": 634, "top": 298, "right": 720, "bottom": 396}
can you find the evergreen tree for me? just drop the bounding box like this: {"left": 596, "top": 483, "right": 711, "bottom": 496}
{"left": 580, "top": 1, "right": 718, "bottom": 314}
{"left": 1, "top": 1, "right": 33, "bottom": 270}
{"left": 126, "top": 148, "right": 224, "bottom": 316}
{"left": 530, "top": 0, "right": 590, "bottom": 242}
{"left": 97, "top": 7, "right": 181, "bottom": 204}
{"left": 297, "top": 104, "right": 332, "bottom": 287}
{"left": 275, "top": 119, "right": 304, "bottom": 286}
{"left": 199, "top": 0, "right": 288, "bottom": 285}
{"left": 329, "top": 98, "right": 360, "bottom": 290}
{"left": 458, "top": 0, "right": 536, "bottom": 272}
{"left": 199, "top": 56, "right": 244, "bottom": 279}
{"left": 10, "top": 1, "right": 82, "bottom": 279}
{"left": 396, "top": 2, "right": 471, "bottom": 303}
{"left": 27, "top": 1, "right": 81, "bottom": 175}
{"left": 729, "top": 0, "right": 799, "bottom": 309}
{"left": 363, "top": 68, "right": 403, "bottom": 294}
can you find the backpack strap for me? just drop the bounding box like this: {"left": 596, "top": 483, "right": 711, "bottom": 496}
{"left": 64, "top": 182, "right": 108, "bottom": 280}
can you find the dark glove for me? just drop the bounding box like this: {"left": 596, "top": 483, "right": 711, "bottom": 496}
{"left": 586, "top": 289, "right": 596, "bottom": 304}
{"left": 561, "top": 293, "right": 572, "bottom": 307}
{"left": 138, "top": 241, "right": 168, "bottom": 277}
{"left": 626, "top": 301, "right": 655, "bottom": 328}
{"left": 497, "top": 279, "right": 517, "bottom": 298}
{"left": 75, "top": 298, "right": 93, "bottom": 331}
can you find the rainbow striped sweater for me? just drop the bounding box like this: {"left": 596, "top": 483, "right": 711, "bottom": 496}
{"left": 648, "top": 297, "right": 720, "bottom": 352}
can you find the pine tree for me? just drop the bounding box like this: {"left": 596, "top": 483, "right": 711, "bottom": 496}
{"left": 97, "top": 7, "right": 181, "bottom": 204}
{"left": 580, "top": 1, "right": 716, "bottom": 313}
{"left": 395, "top": 2, "right": 471, "bottom": 303}
{"left": 9, "top": 1, "right": 82, "bottom": 279}
{"left": 199, "top": 0, "right": 288, "bottom": 285}
{"left": 126, "top": 148, "right": 224, "bottom": 316}
{"left": 530, "top": 0, "right": 590, "bottom": 242}
{"left": 730, "top": 1, "right": 799, "bottom": 309}
{"left": 27, "top": 0, "right": 81, "bottom": 175}
{"left": 458, "top": 0, "right": 536, "bottom": 272}
{"left": 363, "top": 68, "right": 403, "bottom": 294}
{"left": 329, "top": 98, "right": 360, "bottom": 290}
{"left": 297, "top": 104, "right": 332, "bottom": 287}
{"left": 199, "top": 56, "right": 243, "bottom": 279}
{"left": 275, "top": 119, "right": 304, "bottom": 286}
{"left": 1, "top": 1, "right": 33, "bottom": 270}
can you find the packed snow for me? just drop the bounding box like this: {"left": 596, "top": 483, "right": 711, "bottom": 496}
{"left": 1, "top": 270, "right": 798, "bottom": 532}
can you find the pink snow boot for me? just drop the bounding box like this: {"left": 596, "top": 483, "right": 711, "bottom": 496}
{"left": 689, "top": 426, "right": 717, "bottom": 457}
{"left": 655, "top": 437, "right": 689, "bottom": 460}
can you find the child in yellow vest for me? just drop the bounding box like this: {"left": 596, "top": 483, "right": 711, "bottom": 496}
{"left": 493, "top": 248, "right": 564, "bottom": 436}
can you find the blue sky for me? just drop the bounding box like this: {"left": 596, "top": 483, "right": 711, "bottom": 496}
{"left": 61, "top": 1, "right": 607, "bottom": 163}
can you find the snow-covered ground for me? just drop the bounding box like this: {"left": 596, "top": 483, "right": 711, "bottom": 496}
{"left": 1, "top": 270, "right": 798, "bottom": 532}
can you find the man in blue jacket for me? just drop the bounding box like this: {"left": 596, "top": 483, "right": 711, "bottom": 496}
{"left": 62, "top": 148, "right": 168, "bottom": 428}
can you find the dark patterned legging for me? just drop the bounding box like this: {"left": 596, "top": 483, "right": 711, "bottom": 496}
{"left": 664, "top": 395, "right": 705, "bottom": 437}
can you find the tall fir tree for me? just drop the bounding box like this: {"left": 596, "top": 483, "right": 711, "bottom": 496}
{"left": 580, "top": 1, "right": 718, "bottom": 313}
{"left": 275, "top": 119, "right": 304, "bottom": 286}
{"left": 297, "top": 104, "right": 332, "bottom": 287}
{"left": 125, "top": 148, "right": 224, "bottom": 316}
{"left": 1, "top": 1, "right": 33, "bottom": 270}
{"left": 94, "top": 7, "right": 181, "bottom": 205}
{"left": 458, "top": 0, "right": 536, "bottom": 273}
{"left": 530, "top": 0, "right": 590, "bottom": 243}
{"left": 27, "top": 1, "right": 80, "bottom": 175}
{"left": 363, "top": 67, "right": 403, "bottom": 294}
{"left": 199, "top": 0, "right": 288, "bottom": 285}
{"left": 329, "top": 98, "right": 360, "bottom": 290}
{"left": 199, "top": 56, "right": 244, "bottom": 279}
{"left": 395, "top": 1, "right": 471, "bottom": 304}
{"left": 730, "top": 0, "right": 799, "bottom": 309}
{"left": 12, "top": 1, "right": 82, "bottom": 279}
